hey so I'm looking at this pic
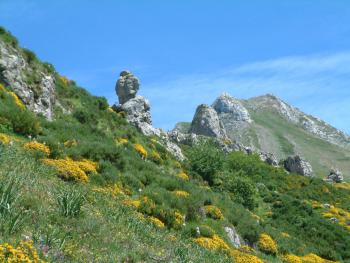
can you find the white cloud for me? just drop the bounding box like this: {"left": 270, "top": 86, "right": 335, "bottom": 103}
{"left": 142, "top": 52, "right": 350, "bottom": 134}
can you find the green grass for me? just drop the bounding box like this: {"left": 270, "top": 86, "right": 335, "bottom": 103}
{"left": 251, "top": 109, "right": 350, "bottom": 180}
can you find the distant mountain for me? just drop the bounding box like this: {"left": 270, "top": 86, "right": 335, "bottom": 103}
{"left": 176, "top": 93, "right": 350, "bottom": 179}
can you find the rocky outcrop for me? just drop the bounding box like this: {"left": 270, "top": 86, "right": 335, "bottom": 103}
{"left": 224, "top": 226, "right": 244, "bottom": 248}
{"left": 114, "top": 71, "right": 184, "bottom": 161}
{"left": 258, "top": 151, "right": 279, "bottom": 167}
{"left": 190, "top": 104, "right": 226, "bottom": 139}
{"left": 213, "top": 93, "right": 251, "bottom": 122}
{"left": 327, "top": 169, "right": 344, "bottom": 183}
{"left": 283, "top": 155, "right": 313, "bottom": 177}
{"left": 0, "top": 40, "right": 56, "bottom": 120}
{"left": 116, "top": 70, "right": 139, "bottom": 104}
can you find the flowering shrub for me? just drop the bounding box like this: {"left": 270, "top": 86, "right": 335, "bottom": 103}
{"left": 150, "top": 150, "right": 162, "bottom": 164}
{"left": 194, "top": 234, "right": 263, "bottom": 263}
{"left": 0, "top": 133, "right": 11, "bottom": 145}
{"left": 176, "top": 171, "right": 189, "bottom": 181}
{"left": 204, "top": 205, "right": 224, "bottom": 220}
{"left": 122, "top": 199, "right": 141, "bottom": 208}
{"left": 133, "top": 143, "right": 148, "bottom": 159}
{"left": 258, "top": 233, "right": 278, "bottom": 255}
{"left": 148, "top": 216, "right": 165, "bottom": 228}
{"left": 59, "top": 76, "right": 70, "bottom": 86}
{"left": 0, "top": 240, "right": 44, "bottom": 262}
{"left": 282, "top": 253, "right": 338, "bottom": 263}
{"left": 64, "top": 139, "right": 78, "bottom": 148}
{"left": 174, "top": 211, "right": 185, "bottom": 226}
{"left": 116, "top": 138, "right": 128, "bottom": 145}
{"left": 42, "top": 158, "right": 97, "bottom": 182}
{"left": 24, "top": 141, "right": 50, "bottom": 156}
{"left": 8, "top": 91, "right": 25, "bottom": 110}
{"left": 173, "top": 190, "right": 190, "bottom": 197}
{"left": 93, "top": 184, "right": 129, "bottom": 197}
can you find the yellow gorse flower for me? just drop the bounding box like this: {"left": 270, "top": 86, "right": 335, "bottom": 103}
{"left": 0, "top": 240, "right": 45, "bottom": 263}
{"left": 133, "top": 143, "right": 148, "bottom": 159}
{"left": 258, "top": 233, "right": 278, "bottom": 255}
{"left": 24, "top": 141, "right": 50, "bottom": 156}
{"left": 42, "top": 158, "right": 97, "bottom": 182}
{"left": 0, "top": 133, "right": 11, "bottom": 145}
{"left": 204, "top": 205, "right": 224, "bottom": 220}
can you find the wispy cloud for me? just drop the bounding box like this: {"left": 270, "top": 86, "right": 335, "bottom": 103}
{"left": 142, "top": 52, "right": 350, "bottom": 133}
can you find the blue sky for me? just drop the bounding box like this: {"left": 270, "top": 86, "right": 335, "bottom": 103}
{"left": 1, "top": 0, "right": 350, "bottom": 133}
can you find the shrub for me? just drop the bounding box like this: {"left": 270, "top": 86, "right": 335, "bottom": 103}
{"left": 226, "top": 175, "right": 257, "bottom": 210}
{"left": 0, "top": 240, "right": 43, "bottom": 262}
{"left": 133, "top": 143, "right": 148, "bottom": 159}
{"left": 148, "top": 216, "right": 165, "bottom": 228}
{"left": 23, "top": 141, "right": 50, "bottom": 157}
{"left": 187, "top": 140, "right": 224, "bottom": 185}
{"left": 258, "top": 233, "right": 278, "bottom": 255}
{"left": 176, "top": 172, "right": 189, "bottom": 181}
{"left": 204, "top": 205, "right": 224, "bottom": 220}
{"left": 56, "top": 188, "right": 85, "bottom": 217}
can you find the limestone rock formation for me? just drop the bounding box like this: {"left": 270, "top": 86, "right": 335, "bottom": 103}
{"left": 0, "top": 40, "right": 56, "bottom": 120}
{"left": 190, "top": 104, "right": 226, "bottom": 139}
{"left": 114, "top": 70, "right": 184, "bottom": 160}
{"left": 283, "top": 155, "right": 313, "bottom": 177}
{"left": 258, "top": 151, "right": 279, "bottom": 167}
{"left": 327, "top": 169, "right": 344, "bottom": 183}
{"left": 213, "top": 93, "right": 251, "bottom": 122}
{"left": 224, "top": 226, "right": 244, "bottom": 249}
{"left": 116, "top": 71, "right": 140, "bottom": 104}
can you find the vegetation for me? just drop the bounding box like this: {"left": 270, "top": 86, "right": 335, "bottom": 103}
{"left": 0, "top": 28, "right": 349, "bottom": 262}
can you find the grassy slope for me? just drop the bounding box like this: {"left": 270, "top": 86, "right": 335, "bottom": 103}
{"left": 249, "top": 109, "right": 350, "bottom": 180}
{"left": 1, "top": 27, "right": 350, "bottom": 263}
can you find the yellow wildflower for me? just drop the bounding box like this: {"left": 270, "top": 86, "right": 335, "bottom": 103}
{"left": 148, "top": 216, "right": 165, "bottom": 228}
{"left": 204, "top": 205, "right": 224, "bottom": 220}
{"left": 176, "top": 171, "right": 189, "bottom": 181}
{"left": 134, "top": 143, "right": 148, "bottom": 159}
{"left": 0, "top": 133, "right": 11, "bottom": 145}
{"left": 24, "top": 141, "right": 50, "bottom": 156}
{"left": 173, "top": 190, "right": 190, "bottom": 197}
{"left": 64, "top": 139, "right": 78, "bottom": 147}
{"left": 258, "top": 233, "right": 278, "bottom": 255}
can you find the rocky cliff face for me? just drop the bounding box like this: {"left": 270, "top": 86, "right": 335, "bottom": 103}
{"left": 0, "top": 39, "right": 56, "bottom": 120}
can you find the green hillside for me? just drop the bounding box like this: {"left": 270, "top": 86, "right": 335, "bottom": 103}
{"left": 249, "top": 109, "right": 350, "bottom": 180}
{"left": 1, "top": 27, "right": 350, "bottom": 263}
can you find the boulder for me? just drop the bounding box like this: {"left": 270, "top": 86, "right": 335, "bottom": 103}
{"left": 259, "top": 151, "right": 279, "bottom": 166}
{"left": 115, "top": 71, "right": 140, "bottom": 104}
{"left": 283, "top": 155, "right": 313, "bottom": 177}
{"left": 190, "top": 104, "right": 226, "bottom": 139}
{"left": 224, "top": 226, "right": 244, "bottom": 248}
{"left": 327, "top": 169, "right": 344, "bottom": 183}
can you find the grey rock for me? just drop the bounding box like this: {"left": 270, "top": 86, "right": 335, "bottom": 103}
{"left": 259, "top": 151, "right": 279, "bottom": 166}
{"left": 115, "top": 71, "right": 184, "bottom": 161}
{"left": 0, "top": 40, "right": 56, "bottom": 120}
{"left": 224, "top": 226, "right": 244, "bottom": 248}
{"left": 322, "top": 203, "right": 331, "bottom": 209}
{"left": 327, "top": 169, "right": 344, "bottom": 183}
{"left": 190, "top": 104, "right": 226, "bottom": 139}
{"left": 213, "top": 93, "right": 251, "bottom": 122}
{"left": 283, "top": 155, "right": 313, "bottom": 177}
{"left": 116, "top": 71, "right": 139, "bottom": 104}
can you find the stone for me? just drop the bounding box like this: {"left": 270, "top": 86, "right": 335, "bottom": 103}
{"left": 0, "top": 40, "right": 56, "bottom": 120}
{"left": 327, "top": 169, "right": 344, "bottom": 183}
{"left": 212, "top": 93, "right": 251, "bottom": 122}
{"left": 224, "top": 226, "right": 244, "bottom": 248}
{"left": 259, "top": 151, "right": 279, "bottom": 166}
{"left": 190, "top": 104, "right": 226, "bottom": 139}
{"left": 114, "top": 70, "right": 184, "bottom": 161}
{"left": 283, "top": 155, "right": 313, "bottom": 177}
{"left": 115, "top": 71, "right": 139, "bottom": 104}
